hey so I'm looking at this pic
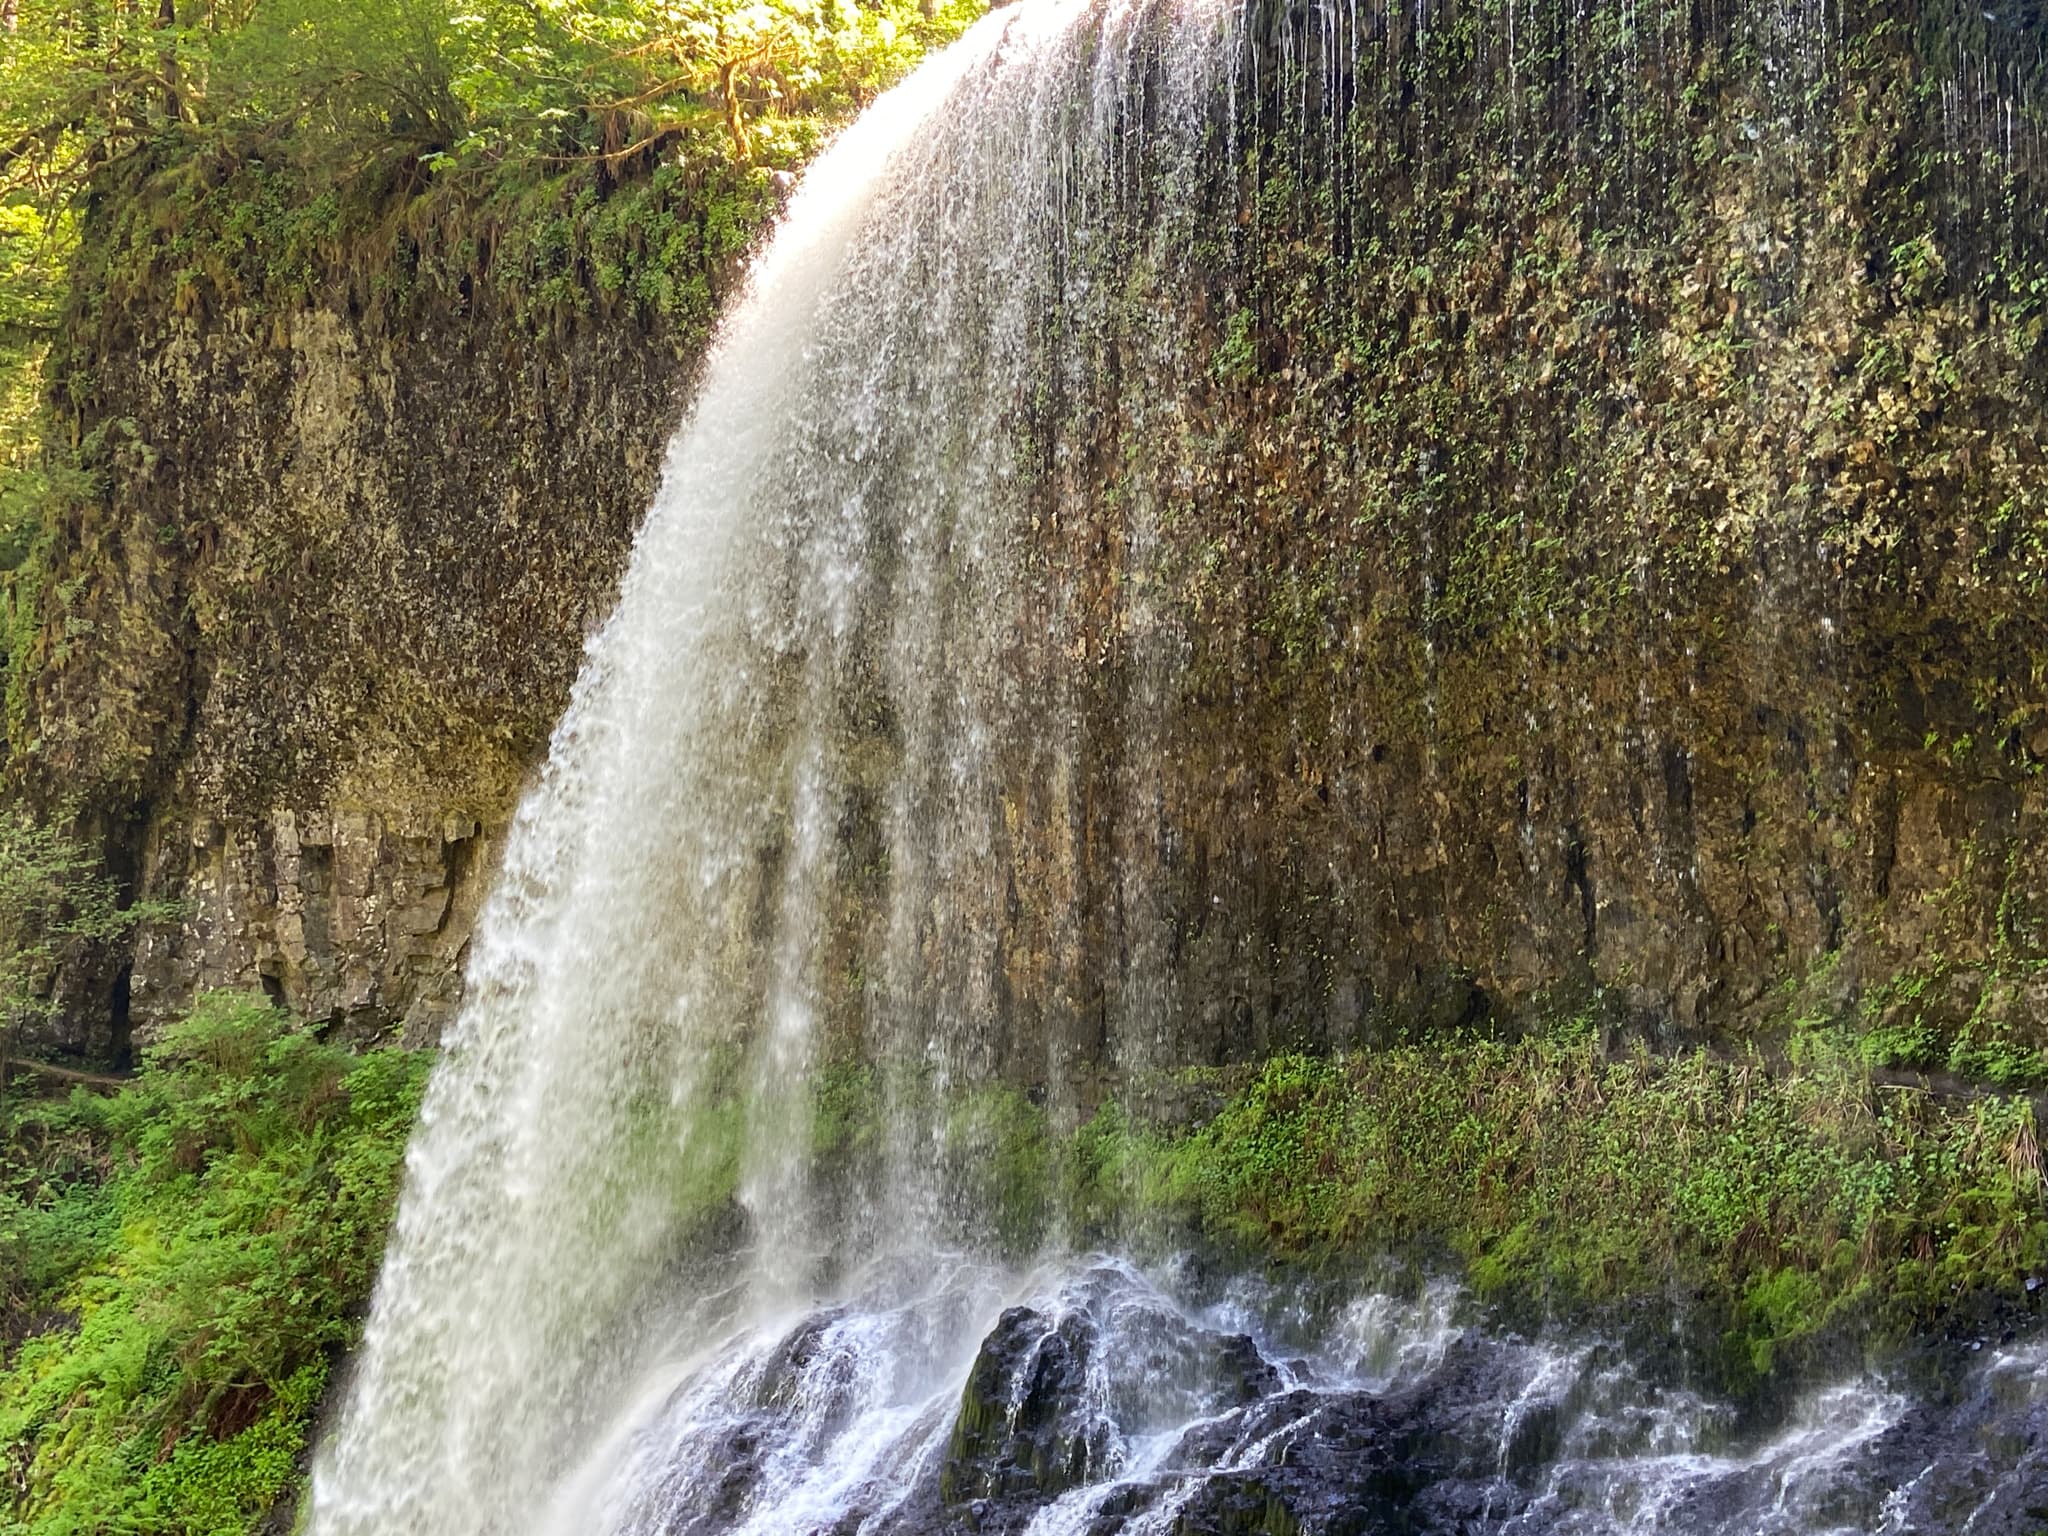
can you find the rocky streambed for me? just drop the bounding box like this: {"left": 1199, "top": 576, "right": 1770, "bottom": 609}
{"left": 555, "top": 1256, "right": 2048, "bottom": 1536}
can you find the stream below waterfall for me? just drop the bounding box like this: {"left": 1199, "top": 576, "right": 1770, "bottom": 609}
{"left": 545, "top": 1255, "right": 2047, "bottom": 1535}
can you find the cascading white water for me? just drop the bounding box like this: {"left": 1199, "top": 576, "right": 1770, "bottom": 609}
{"left": 308, "top": 4, "right": 1228, "bottom": 1530}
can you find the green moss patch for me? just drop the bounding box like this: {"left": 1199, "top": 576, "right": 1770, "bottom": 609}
{"left": 1096, "top": 1036, "right": 2045, "bottom": 1377}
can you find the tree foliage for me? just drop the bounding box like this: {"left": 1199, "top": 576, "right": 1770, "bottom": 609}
{"left": 1, "top": 0, "right": 976, "bottom": 211}
{"left": 0, "top": 813, "right": 166, "bottom": 1078}
{"left": 0, "top": 0, "right": 978, "bottom": 574}
{"left": 0, "top": 207, "right": 60, "bottom": 571}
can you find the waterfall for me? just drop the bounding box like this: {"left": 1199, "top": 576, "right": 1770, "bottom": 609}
{"left": 304, "top": 0, "right": 2048, "bottom": 1528}
{"left": 308, "top": 3, "right": 1227, "bottom": 1529}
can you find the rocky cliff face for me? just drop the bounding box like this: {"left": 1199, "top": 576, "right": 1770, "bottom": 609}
{"left": 8, "top": 154, "right": 766, "bottom": 1052}
{"left": 14, "top": 0, "right": 2048, "bottom": 1078}
{"left": 1125, "top": 0, "right": 2048, "bottom": 1067}
{"left": 51, "top": 309, "right": 681, "bottom": 1046}
{"left": 889, "top": 0, "right": 2048, "bottom": 1085}
{"left": 701, "top": 0, "right": 2048, "bottom": 1096}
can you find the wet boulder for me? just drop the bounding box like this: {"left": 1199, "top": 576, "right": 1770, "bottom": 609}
{"left": 1157, "top": 1390, "right": 1419, "bottom": 1536}
{"left": 937, "top": 1263, "right": 1287, "bottom": 1528}
{"left": 942, "top": 1305, "right": 1122, "bottom": 1509}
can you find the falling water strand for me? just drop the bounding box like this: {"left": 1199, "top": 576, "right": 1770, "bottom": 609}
{"left": 307, "top": 3, "right": 1229, "bottom": 1530}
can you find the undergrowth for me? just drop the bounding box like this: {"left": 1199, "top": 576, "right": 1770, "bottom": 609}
{"left": 854, "top": 1012, "right": 2048, "bottom": 1384}
{"left": 0, "top": 986, "right": 2032, "bottom": 1532}
{"left": 0, "top": 995, "right": 429, "bottom": 1535}
{"left": 1091, "top": 1033, "right": 2047, "bottom": 1377}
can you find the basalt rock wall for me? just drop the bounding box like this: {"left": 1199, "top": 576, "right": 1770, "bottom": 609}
{"left": 16, "top": 0, "right": 2048, "bottom": 1080}
{"left": 7, "top": 153, "right": 768, "bottom": 1053}
{"left": 969, "top": 0, "right": 2048, "bottom": 1086}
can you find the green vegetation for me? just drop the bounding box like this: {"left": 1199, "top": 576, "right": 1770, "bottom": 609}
{"left": 2, "top": 0, "right": 979, "bottom": 206}
{"left": 798, "top": 994, "right": 2048, "bottom": 1386}
{"left": 1089, "top": 1033, "right": 2046, "bottom": 1379}
{"left": 0, "top": 994, "right": 429, "bottom": 1534}
{"left": 0, "top": 809, "right": 169, "bottom": 1074}
{"left": 0, "top": 204, "right": 66, "bottom": 570}
{"left": 0, "top": 0, "right": 984, "bottom": 326}
{"left": 0, "top": 987, "right": 2031, "bottom": 1534}
{"left": 18, "top": 0, "right": 986, "bottom": 340}
{"left": 1802, "top": 960, "right": 2048, "bottom": 1089}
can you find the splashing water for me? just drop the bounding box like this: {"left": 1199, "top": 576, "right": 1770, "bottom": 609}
{"left": 309, "top": 2, "right": 1229, "bottom": 1528}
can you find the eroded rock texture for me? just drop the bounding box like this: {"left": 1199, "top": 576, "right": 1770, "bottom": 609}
{"left": 14, "top": 272, "right": 706, "bottom": 1049}
{"left": 15, "top": 0, "right": 2048, "bottom": 1073}
{"left": 930, "top": 0, "right": 2048, "bottom": 1081}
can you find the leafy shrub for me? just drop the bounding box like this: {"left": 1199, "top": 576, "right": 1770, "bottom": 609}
{"left": 1044, "top": 1024, "right": 2048, "bottom": 1380}
{"left": 0, "top": 995, "right": 430, "bottom": 1535}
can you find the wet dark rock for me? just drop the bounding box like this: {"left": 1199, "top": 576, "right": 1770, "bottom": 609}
{"left": 1160, "top": 1392, "right": 1418, "bottom": 1536}
{"left": 1815, "top": 1350, "right": 2048, "bottom": 1536}
{"left": 639, "top": 1266, "right": 2048, "bottom": 1536}
{"left": 917, "top": 1275, "right": 1554, "bottom": 1535}
{"left": 654, "top": 1417, "right": 772, "bottom": 1536}
{"left": 750, "top": 1309, "right": 848, "bottom": 1410}
{"left": 944, "top": 1304, "right": 1120, "bottom": 1507}
{"left": 931, "top": 1265, "right": 1298, "bottom": 1530}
